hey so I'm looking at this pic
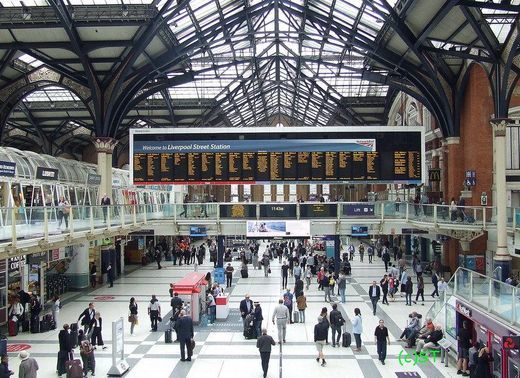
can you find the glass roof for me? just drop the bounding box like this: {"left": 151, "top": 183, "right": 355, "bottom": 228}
{"left": 481, "top": 0, "right": 520, "bottom": 43}
{"left": 159, "top": 0, "right": 394, "bottom": 125}
{"left": 23, "top": 86, "right": 81, "bottom": 102}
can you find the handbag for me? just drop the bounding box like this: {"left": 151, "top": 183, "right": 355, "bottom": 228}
{"left": 268, "top": 268, "right": 271, "bottom": 274}
{"left": 128, "top": 314, "right": 134, "bottom": 323}
{"left": 190, "top": 339, "right": 196, "bottom": 350}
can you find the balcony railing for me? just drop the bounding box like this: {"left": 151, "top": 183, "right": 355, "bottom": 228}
{"left": 0, "top": 202, "right": 518, "bottom": 248}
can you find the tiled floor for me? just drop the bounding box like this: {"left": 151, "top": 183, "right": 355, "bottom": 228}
{"left": 5, "top": 242, "right": 460, "bottom": 377}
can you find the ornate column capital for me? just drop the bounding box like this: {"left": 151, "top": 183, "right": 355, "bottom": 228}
{"left": 490, "top": 118, "right": 511, "bottom": 137}
{"left": 443, "top": 137, "right": 460, "bottom": 146}
{"left": 92, "top": 137, "right": 118, "bottom": 153}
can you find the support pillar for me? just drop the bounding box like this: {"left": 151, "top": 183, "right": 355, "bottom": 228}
{"left": 443, "top": 137, "right": 463, "bottom": 202}
{"left": 490, "top": 119, "right": 512, "bottom": 280}
{"left": 66, "top": 243, "right": 90, "bottom": 289}
{"left": 92, "top": 137, "right": 118, "bottom": 201}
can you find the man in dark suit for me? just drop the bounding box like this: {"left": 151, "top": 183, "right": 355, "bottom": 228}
{"left": 239, "top": 294, "right": 253, "bottom": 331}
{"left": 170, "top": 292, "right": 183, "bottom": 342}
{"left": 175, "top": 310, "right": 194, "bottom": 362}
{"left": 78, "top": 303, "right": 96, "bottom": 333}
{"left": 256, "top": 328, "right": 276, "bottom": 378}
{"left": 368, "top": 281, "right": 381, "bottom": 315}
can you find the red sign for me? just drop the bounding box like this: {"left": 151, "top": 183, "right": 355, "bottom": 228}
{"left": 94, "top": 296, "right": 115, "bottom": 301}
{"left": 7, "top": 344, "right": 31, "bottom": 352}
{"left": 503, "top": 336, "right": 520, "bottom": 350}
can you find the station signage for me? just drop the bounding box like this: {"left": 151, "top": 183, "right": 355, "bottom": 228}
{"left": 343, "top": 203, "right": 374, "bottom": 216}
{"left": 402, "top": 228, "right": 429, "bottom": 235}
{"left": 300, "top": 203, "right": 337, "bottom": 218}
{"left": 259, "top": 204, "right": 297, "bottom": 218}
{"left": 220, "top": 204, "right": 257, "bottom": 218}
{"left": 0, "top": 161, "right": 16, "bottom": 177}
{"left": 87, "top": 173, "right": 102, "bottom": 185}
{"left": 8, "top": 256, "right": 25, "bottom": 273}
{"left": 36, "top": 167, "right": 58, "bottom": 181}
{"left": 456, "top": 302, "right": 472, "bottom": 318}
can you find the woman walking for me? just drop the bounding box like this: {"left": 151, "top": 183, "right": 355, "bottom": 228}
{"left": 129, "top": 297, "right": 138, "bottom": 335}
{"left": 91, "top": 312, "right": 107, "bottom": 350}
{"left": 352, "top": 308, "right": 363, "bottom": 351}
{"left": 296, "top": 292, "right": 307, "bottom": 323}
{"left": 414, "top": 275, "right": 425, "bottom": 305}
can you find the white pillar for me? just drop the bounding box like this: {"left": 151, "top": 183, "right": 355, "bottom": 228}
{"left": 490, "top": 118, "right": 512, "bottom": 279}
{"left": 66, "top": 243, "right": 90, "bottom": 289}
{"left": 93, "top": 138, "right": 118, "bottom": 202}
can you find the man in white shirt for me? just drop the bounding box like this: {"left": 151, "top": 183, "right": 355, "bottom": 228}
{"left": 437, "top": 277, "right": 448, "bottom": 299}
{"left": 271, "top": 299, "right": 290, "bottom": 344}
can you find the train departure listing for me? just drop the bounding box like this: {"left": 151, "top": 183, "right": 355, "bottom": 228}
{"left": 131, "top": 128, "right": 424, "bottom": 184}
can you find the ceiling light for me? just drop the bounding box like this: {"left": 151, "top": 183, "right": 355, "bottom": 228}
{"left": 22, "top": 7, "right": 31, "bottom": 21}
{"left": 70, "top": 7, "right": 76, "bottom": 19}
{"left": 122, "top": 4, "right": 129, "bottom": 17}
{"left": 50, "top": 102, "right": 55, "bottom": 108}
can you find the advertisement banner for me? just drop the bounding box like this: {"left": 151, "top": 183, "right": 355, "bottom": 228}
{"left": 343, "top": 203, "right": 375, "bottom": 216}
{"left": 246, "top": 220, "right": 310, "bottom": 237}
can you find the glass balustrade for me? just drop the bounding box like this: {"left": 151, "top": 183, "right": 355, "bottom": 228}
{"left": 0, "top": 202, "right": 516, "bottom": 246}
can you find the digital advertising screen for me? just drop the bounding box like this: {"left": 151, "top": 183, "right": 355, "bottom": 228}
{"left": 130, "top": 127, "right": 425, "bottom": 185}
{"left": 246, "top": 220, "right": 311, "bottom": 237}
{"left": 351, "top": 226, "right": 369, "bottom": 236}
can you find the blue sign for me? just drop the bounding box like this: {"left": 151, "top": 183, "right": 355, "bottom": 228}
{"left": 465, "top": 170, "right": 476, "bottom": 186}
{"left": 343, "top": 204, "right": 375, "bottom": 216}
{"left": 214, "top": 268, "right": 225, "bottom": 285}
{"left": 0, "top": 161, "right": 16, "bottom": 177}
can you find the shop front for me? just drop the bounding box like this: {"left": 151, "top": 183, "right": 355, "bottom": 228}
{"left": 445, "top": 298, "right": 519, "bottom": 378}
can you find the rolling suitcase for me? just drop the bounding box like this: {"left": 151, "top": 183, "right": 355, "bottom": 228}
{"left": 65, "top": 359, "right": 83, "bottom": 378}
{"left": 165, "top": 329, "right": 172, "bottom": 344}
{"left": 342, "top": 332, "right": 352, "bottom": 347}
{"left": 243, "top": 326, "right": 256, "bottom": 339}
{"left": 30, "top": 319, "right": 40, "bottom": 334}
{"left": 241, "top": 269, "right": 248, "bottom": 278}
{"left": 22, "top": 319, "right": 30, "bottom": 332}
{"left": 8, "top": 319, "right": 18, "bottom": 336}
{"left": 293, "top": 311, "right": 299, "bottom": 323}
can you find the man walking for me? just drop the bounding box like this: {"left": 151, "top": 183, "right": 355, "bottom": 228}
{"left": 431, "top": 272, "right": 439, "bottom": 297}
{"left": 239, "top": 294, "right": 253, "bottom": 331}
{"left": 225, "top": 263, "right": 234, "bottom": 288}
{"left": 329, "top": 303, "right": 345, "bottom": 347}
{"left": 272, "top": 299, "right": 290, "bottom": 344}
{"left": 175, "top": 310, "right": 194, "bottom": 362}
{"left": 256, "top": 328, "right": 276, "bottom": 378}
{"left": 281, "top": 261, "right": 289, "bottom": 289}
{"left": 367, "top": 244, "right": 374, "bottom": 263}
{"left": 314, "top": 316, "right": 328, "bottom": 367}
{"left": 107, "top": 262, "right": 114, "bottom": 287}
{"left": 374, "top": 319, "right": 390, "bottom": 365}
{"left": 337, "top": 272, "right": 347, "bottom": 303}
{"left": 147, "top": 295, "right": 161, "bottom": 332}
{"left": 78, "top": 303, "right": 96, "bottom": 334}
{"left": 293, "top": 264, "right": 302, "bottom": 282}
{"left": 368, "top": 281, "right": 381, "bottom": 316}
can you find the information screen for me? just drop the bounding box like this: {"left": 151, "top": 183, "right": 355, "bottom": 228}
{"left": 131, "top": 127, "right": 424, "bottom": 185}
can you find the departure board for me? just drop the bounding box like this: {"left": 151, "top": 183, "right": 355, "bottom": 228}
{"left": 131, "top": 127, "right": 425, "bottom": 184}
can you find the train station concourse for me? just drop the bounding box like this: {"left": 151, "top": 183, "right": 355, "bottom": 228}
{"left": 0, "top": 0, "right": 520, "bottom": 377}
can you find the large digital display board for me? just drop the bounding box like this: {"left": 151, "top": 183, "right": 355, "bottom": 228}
{"left": 130, "top": 127, "right": 424, "bottom": 185}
